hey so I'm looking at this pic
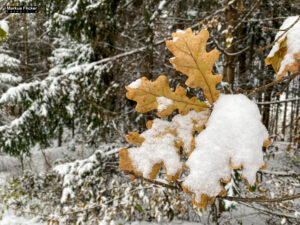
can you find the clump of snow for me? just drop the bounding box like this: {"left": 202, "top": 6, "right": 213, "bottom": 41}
{"left": 127, "top": 110, "right": 209, "bottom": 178}
{"left": 156, "top": 96, "right": 173, "bottom": 112}
{"left": 0, "top": 210, "right": 46, "bottom": 225}
{"left": 128, "top": 78, "right": 142, "bottom": 89}
{"left": 0, "top": 20, "right": 9, "bottom": 34}
{"left": 0, "top": 73, "right": 22, "bottom": 84}
{"left": 61, "top": 186, "right": 74, "bottom": 203}
{"left": 187, "top": 10, "right": 197, "bottom": 17}
{"left": 0, "top": 53, "right": 20, "bottom": 68}
{"left": 183, "top": 94, "right": 269, "bottom": 201}
{"left": 172, "top": 110, "right": 209, "bottom": 154}
{"left": 176, "top": 29, "right": 186, "bottom": 34}
{"left": 158, "top": 0, "right": 167, "bottom": 10}
{"left": 267, "top": 16, "right": 300, "bottom": 75}
{"left": 128, "top": 119, "right": 182, "bottom": 178}
{"left": 173, "top": 37, "right": 179, "bottom": 42}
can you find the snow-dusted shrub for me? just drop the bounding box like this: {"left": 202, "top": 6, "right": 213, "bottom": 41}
{"left": 1, "top": 145, "right": 204, "bottom": 224}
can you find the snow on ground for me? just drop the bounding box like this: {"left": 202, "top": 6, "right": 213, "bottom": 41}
{"left": 0, "top": 211, "right": 46, "bottom": 225}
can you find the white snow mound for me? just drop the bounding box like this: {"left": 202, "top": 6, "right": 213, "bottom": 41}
{"left": 183, "top": 94, "right": 269, "bottom": 201}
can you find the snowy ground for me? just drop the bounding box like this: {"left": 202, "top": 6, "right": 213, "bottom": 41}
{"left": 0, "top": 141, "right": 299, "bottom": 224}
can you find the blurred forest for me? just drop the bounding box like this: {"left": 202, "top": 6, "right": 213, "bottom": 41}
{"left": 0, "top": 0, "right": 299, "bottom": 224}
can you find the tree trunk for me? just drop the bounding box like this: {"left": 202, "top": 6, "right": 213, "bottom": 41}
{"left": 223, "top": 2, "right": 238, "bottom": 90}
{"left": 282, "top": 86, "right": 289, "bottom": 140}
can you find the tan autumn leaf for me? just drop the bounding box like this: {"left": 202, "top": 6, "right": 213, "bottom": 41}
{"left": 126, "top": 75, "right": 208, "bottom": 117}
{"left": 166, "top": 28, "right": 222, "bottom": 104}
{"left": 119, "top": 119, "right": 182, "bottom": 181}
{"left": 125, "top": 132, "right": 145, "bottom": 146}
{"left": 265, "top": 16, "right": 300, "bottom": 80}
{"left": 119, "top": 110, "right": 209, "bottom": 182}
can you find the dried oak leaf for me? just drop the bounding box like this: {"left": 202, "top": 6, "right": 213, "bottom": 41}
{"left": 166, "top": 28, "right": 222, "bottom": 104}
{"left": 119, "top": 110, "right": 209, "bottom": 182}
{"left": 126, "top": 75, "right": 207, "bottom": 117}
{"left": 119, "top": 119, "right": 182, "bottom": 181}
{"left": 265, "top": 16, "right": 300, "bottom": 80}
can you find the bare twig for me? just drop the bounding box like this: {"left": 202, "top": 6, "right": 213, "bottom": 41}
{"left": 256, "top": 98, "right": 300, "bottom": 105}
{"left": 123, "top": 170, "right": 300, "bottom": 203}
{"left": 124, "top": 170, "right": 181, "bottom": 191}
{"left": 240, "top": 202, "right": 299, "bottom": 219}
{"left": 258, "top": 170, "right": 300, "bottom": 177}
{"left": 212, "top": 36, "right": 250, "bottom": 56}
{"left": 219, "top": 193, "right": 300, "bottom": 203}
{"left": 247, "top": 72, "right": 300, "bottom": 97}
{"left": 276, "top": 72, "right": 299, "bottom": 95}
{"left": 231, "top": 0, "right": 263, "bottom": 34}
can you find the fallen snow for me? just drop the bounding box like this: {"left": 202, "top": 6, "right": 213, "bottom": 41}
{"left": 156, "top": 96, "right": 173, "bottom": 112}
{"left": 267, "top": 16, "right": 300, "bottom": 75}
{"left": 183, "top": 94, "right": 269, "bottom": 201}
{"left": 0, "top": 211, "right": 46, "bottom": 225}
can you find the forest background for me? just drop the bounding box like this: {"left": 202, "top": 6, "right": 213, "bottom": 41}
{"left": 0, "top": 0, "right": 299, "bottom": 224}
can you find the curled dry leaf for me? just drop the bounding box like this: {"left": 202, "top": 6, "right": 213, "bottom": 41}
{"left": 166, "top": 28, "right": 222, "bottom": 104}
{"left": 265, "top": 16, "right": 300, "bottom": 80}
{"left": 126, "top": 76, "right": 208, "bottom": 117}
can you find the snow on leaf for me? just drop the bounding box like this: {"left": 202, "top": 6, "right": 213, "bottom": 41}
{"left": 125, "top": 76, "right": 208, "bottom": 117}
{"left": 265, "top": 16, "right": 300, "bottom": 80}
{"left": 156, "top": 96, "right": 173, "bottom": 112}
{"left": 182, "top": 94, "right": 269, "bottom": 209}
{"left": 119, "top": 119, "right": 182, "bottom": 181}
{"left": 166, "top": 28, "right": 222, "bottom": 104}
{"left": 119, "top": 110, "right": 209, "bottom": 181}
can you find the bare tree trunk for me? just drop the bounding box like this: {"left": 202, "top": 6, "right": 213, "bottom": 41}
{"left": 274, "top": 95, "right": 280, "bottom": 140}
{"left": 223, "top": 2, "right": 238, "bottom": 90}
{"left": 282, "top": 86, "right": 289, "bottom": 140}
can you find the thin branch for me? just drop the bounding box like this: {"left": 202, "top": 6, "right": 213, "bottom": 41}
{"left": 124, "top": 170, "right": 182, "bottom": 191}
{"left": 240, "top": 202, "right": 299, "bottom": 219}
{"left": 231, "top": 0, "right": 263, "bottom": 34}
{"left": 123, "top": 171, "right": 300, "bottom": 203}
{"left": 245, "top": 17, "right": 287, "bottom": 23}
{"left": 219, "top": 193, "right": 300, "bottom": 203}
{"left": 256, "top": 98, "right": 300, "bottom": 105}
{"left": 247, "top": 72, "right": 300, "bottom": 97}
{"left": 212, "top": 36, "right": 250, "bottom": 56}
{"left": 276, "top": 72, "right": 299, "bottom": 95}
{"left": 259, "top": 170, "right": 300, "bottom": 177}
{"left": 259, "top": 15, "right": 300, "bottom": 51}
